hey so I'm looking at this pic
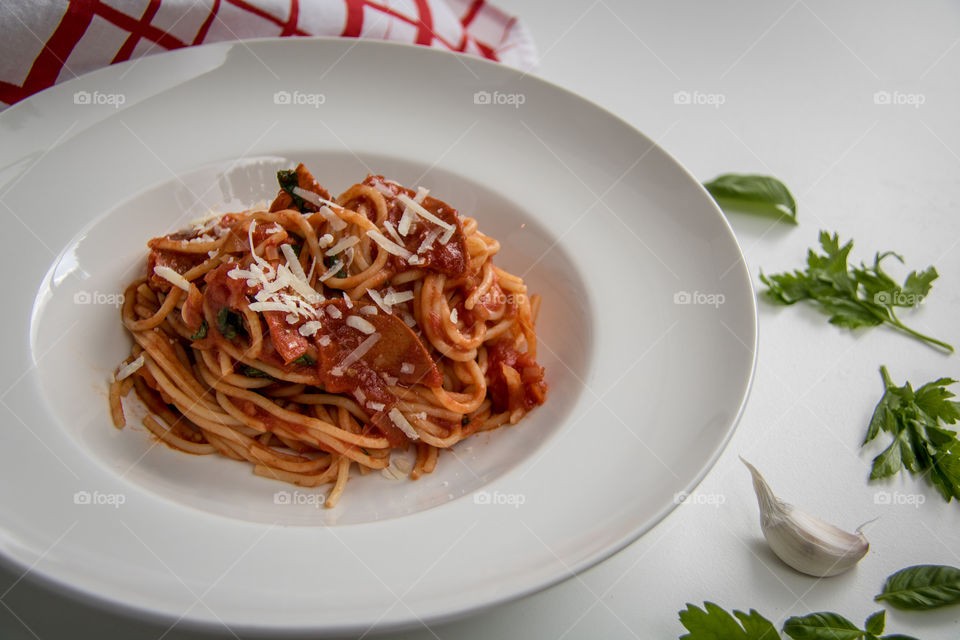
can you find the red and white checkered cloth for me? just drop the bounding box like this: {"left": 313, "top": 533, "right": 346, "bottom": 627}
{"left": 0, "top": 0, "right": 537, "bottom": 110}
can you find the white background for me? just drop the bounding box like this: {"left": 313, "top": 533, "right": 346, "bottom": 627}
{"left": 2, "top": 1, "right": 959, "bottom": 638}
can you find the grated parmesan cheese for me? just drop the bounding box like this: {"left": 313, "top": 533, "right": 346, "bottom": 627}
{"left": 318, "top": 259, "right": 344, "bottom": 282}
{"left": 153, "top": 266, "right": 191, "bottom": 291}
{"left": 440, "top": 223, "right": 456, "bottom": 245}
{"left": 325, "top": 235, "right": 359, "bottom": 256}
{"left": 396, "top": 194, "right": 454, "bottom": 231}
{"left": 367, "top": 288, "right": 391, "bottom": 314}
{"left": 380, "top": 454, "right": 413, "bottom": 481}
{"left": 450, "top": 308, "right": 458, "bottom": 324}
{"left": 366, "top": 401, "right": 385, "bottom": 412}
{"left": 413, "top": 186, "right": 429, "bottom": 204}
{"left": 318, "top": 335, "right": 331, "bottom": 346}
{"left": 317, "top": 205, "right": 347, "bottom": 231}
{"left": 382, "top": 220, "right": 404, "bottom": 244}
{"left": 366, "top": 229, "right": 413, "bottom": 260}
{"left": 326, "top": 305, "right": 342, "bottom": 319}
{"left": 417, "top": 228, "right": 443, "bottom": 254}
{"left": 318, "top": 233, "right": 334, "bottom": 248}
{"left": 400, "top": 363, "right": 414, "bottom": 375}
{"left": 372, "top": 182, "right": 394, "bottom": 197}
{"left": 116, "top": 355, "right": 145, "bottom": 380}
{"left": 359, "top": 305, "right": 378, "bottom": 316}
{"left": 388, "top": 408, "right": 419, "bottom": 440}
{"left": 299, "top": 320, "right": 322, "bottom": 337}
{"left": 332, "top": 333, "right": 380, "bottom": 376}
{"left": 346, "top": 315, "right": 376, "bottom": 335}
{"left": 383, "top": 291, "right": 414, "bottom": 306}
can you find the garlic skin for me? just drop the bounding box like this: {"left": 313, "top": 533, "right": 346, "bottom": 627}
{"left": 741, "top": 457, "right": 869, "bottom": 578}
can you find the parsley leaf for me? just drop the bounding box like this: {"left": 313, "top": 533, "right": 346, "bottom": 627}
{"left": 863, "top": 366, "right": 960, "bottom": 502}
{"left": 189, "top": 321, "right": 208, "bottom": 340}
{"left": 293, "top": 354, "right": 315, "bottom": 366}
{"left": 241, "top": 366, "right": 273, "bottom": 379}
{"left": 875, "top": 564, "right": 960, "bottom": 611}
{"left": 704, "top": 173, "right": 798, "bottom": 224}
{"left": 760, "top": 231, "right": 953, "bottom": 352}
{"left": 679, "top": 602, "right": 780, "bottom": 639}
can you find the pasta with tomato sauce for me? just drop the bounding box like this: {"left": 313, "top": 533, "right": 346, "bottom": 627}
{"left": 109, "top": 165, "right": 547, "bottom": 507}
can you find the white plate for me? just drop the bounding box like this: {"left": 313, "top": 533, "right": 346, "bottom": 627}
{"left": 0, "top": 39, "right": 756, "bottom": 634}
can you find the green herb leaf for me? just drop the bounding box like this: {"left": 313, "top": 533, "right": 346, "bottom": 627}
{"left": 863, "top": 367, "right": 960, "bottom": 502}
{"left": 760, "top": 231, "right": 953, "bottom": 352}
{"left": 875, "top": 564, "right": 960, "bottom": 610}
{"left": 216, "top": 307, "right": 245, "bottom": 340}
{"left": 277, "top": 169, "right": 309, "bottom": 212}
{"left": 242, "top": 366, "right": 273, "bottom": 379}
{"left": 864, "top": 611, "right": 885, "bottom": 636}
{"left": 462, "top": 415, "right": 471, "bottom": 426}
{"left": 189, "top": 321, "right": 208, "bottom": 340}
{"left": 782, "top": 612, "right": 861, "bottom": 640}
{"left": 704, "top": 174, "right": 798, "bottom": 224}
{"left": 293, "top": 354, "right": 315, "bottom": 366}
{"left": 679, "top": 602, "right": 781, "bottom": 639}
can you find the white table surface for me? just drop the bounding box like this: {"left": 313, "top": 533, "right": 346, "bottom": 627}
{"left": 2, "top": 1, "right": 959, "bottom": 638}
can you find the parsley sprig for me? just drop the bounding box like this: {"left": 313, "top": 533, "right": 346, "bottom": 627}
{"left": 864, "top": 366, "right": 960, "bottom": 503}
{"left": 760, "top": 231, "right": 953, "bottom": 353}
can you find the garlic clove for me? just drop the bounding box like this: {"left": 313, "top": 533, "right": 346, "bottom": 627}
{"left": 741, "top": 457, "right": 869, "bottom": 578}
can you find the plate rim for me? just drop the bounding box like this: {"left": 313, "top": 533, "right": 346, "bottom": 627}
{"left": 0, "top": 36, "right": 759, "bottom": 634}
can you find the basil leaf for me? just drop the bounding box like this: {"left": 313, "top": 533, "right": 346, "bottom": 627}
{"left": 293, "top": 354, "right": 315, "bottom": 366}
{"left": 864, "top": 610, "right": 884, "bottom": 636}
{"left": 782, "top": 612, "right": 861, "bottom": 640}
{"left": 704, "top": 173, "right": 798, "bottom": 224}
{"left": 277, "top": 169, "right": 308, "bottom": 212}
{"left": 242, "top": 366, "right": 273, "bottom": 379}
{"left": 216, "top": 308, "right": 245, "bottom": 340}
{"left": 189, "top": 321, "right": 208, "bottom": 340}
{"left": 875, "top": 564, "right": 960, "bottom": 610}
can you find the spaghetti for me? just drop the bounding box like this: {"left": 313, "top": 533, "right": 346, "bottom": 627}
{"left": 110, "top": 165, "right": 547, "bottom": 507}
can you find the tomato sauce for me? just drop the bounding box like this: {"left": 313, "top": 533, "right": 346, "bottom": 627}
{"left": 486, "top": 339, "right": 547, "bottom": 412}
